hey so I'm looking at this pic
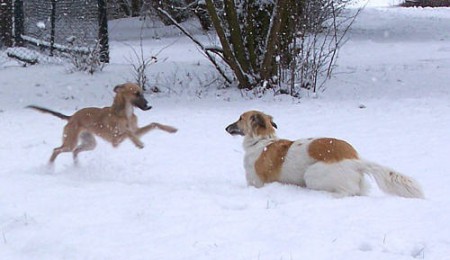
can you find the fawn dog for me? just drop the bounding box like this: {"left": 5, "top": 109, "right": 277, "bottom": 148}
{"left": 28, "top": 83, "right": 177, "bottom": 164}
{"left": 226, "top": 110, "right": 424, "bottom": 198}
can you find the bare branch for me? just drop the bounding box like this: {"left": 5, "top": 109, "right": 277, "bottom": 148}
{"left": 156, "top": 7, "right": 232, "bottom": 84}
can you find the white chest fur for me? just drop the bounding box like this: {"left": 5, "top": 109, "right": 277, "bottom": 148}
{"left": 243, "top": 137, "right": 272, "bottom": 187}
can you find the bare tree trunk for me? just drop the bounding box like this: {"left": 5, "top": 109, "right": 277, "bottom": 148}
{"left": 223, "top": 0, "right": 250, "bottom": 74}
{"left": 205, "top": 0, "right": 252, "bottom": 89}
{"left": 260, "top": 0, "right": 290, "bottom": 82}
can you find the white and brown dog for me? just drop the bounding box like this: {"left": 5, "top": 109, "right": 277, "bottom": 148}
{"left": 226, "top": 110, "right": 424, "bottom": 198}
{"left": 28, "top": 83, "right": 177, "bottom": 164}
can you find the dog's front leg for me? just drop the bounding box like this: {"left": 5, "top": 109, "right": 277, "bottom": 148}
{"left": 135, "top": 122, "right": 178, "bottom": 137}
{"left": 126, "top": 130, "right": 145, "bottom": 148}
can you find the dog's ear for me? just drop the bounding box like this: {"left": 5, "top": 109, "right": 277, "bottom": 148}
{"left": 114, "top": 84, "right": 124, "bottom": 93}
{"left": 250, "top": 113, "right": 267, "bottom": 128}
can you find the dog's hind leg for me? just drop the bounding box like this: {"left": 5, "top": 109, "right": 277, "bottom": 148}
{"left": 304, "top": 161, "right": 367, "bottom": 197}
{"left": 49, "top": 124, "right": 80, "bottom": 164}
{"left": 135, "top": 123, "right": 178, "bottom": 136}
{"left": 50, "top": 146, "right": 72, "bottom": 163}
{"left": 73, "top": 132, "right": 97, "bottom": 164}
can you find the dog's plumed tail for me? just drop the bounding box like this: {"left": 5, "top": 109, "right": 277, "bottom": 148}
{"left": 27, "top": 105, "right": 71, "bottom": 120}
{"left": 356, "top": 160, "right": 424, "bottom": 199}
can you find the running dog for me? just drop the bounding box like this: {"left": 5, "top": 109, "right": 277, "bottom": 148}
{"left": 226, "top": 110, "right": 424, "bottom": 198}
{"left": 28, "top": 83, "right": 177, "bottom": 164}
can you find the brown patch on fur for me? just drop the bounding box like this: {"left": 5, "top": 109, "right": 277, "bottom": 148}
{"left": 255, "top": 140, "right": 293, "bottom": 183}
{"left": 308, "top": 138, "right": 358, "bottom": 163}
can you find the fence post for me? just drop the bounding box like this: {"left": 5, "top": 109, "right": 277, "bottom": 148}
{"left": 0, "top": 0, "right": 13, "bottom": 47}
{"left": 50, "top": 0, "right": 56, "bottom": 56}
{"left": 13, "top": 0, "right": 23, "bottom": 46}
{"left": 98, "top": 0, "right": 109, "bottom": 63}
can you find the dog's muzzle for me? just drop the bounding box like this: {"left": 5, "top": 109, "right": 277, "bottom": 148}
{"left": 226, "top": 123, "right": 244, "bottom": 136}
{"left": 134, "top": 96, "right": 152, "bottom": 111}
{"left": 140, "top": 104, "right": 152, "bottom": 111}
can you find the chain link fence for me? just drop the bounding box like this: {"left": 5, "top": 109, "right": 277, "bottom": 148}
{"left": 0, "top": 0, "right": 108, "bottom": 67}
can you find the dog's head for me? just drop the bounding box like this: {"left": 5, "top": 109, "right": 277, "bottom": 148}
{"left": 114, "top": 83, "right": 152, "bottom": 111}
{"left": 226, "top": 111, "right": 277, "bottom": 138}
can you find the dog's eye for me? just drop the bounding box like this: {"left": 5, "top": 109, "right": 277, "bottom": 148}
{"left": 135, "top": 92, "right": 141, "bottom": 97}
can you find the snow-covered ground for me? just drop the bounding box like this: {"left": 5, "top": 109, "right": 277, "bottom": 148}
{"left": 1, "top": 3, "right": 450, "bottom": 260}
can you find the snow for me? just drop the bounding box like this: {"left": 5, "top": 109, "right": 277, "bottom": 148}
{"left": 1, "top": 4, "right": 450, "bottom": 260}
{"left": 351, "top": 0, "right": 404, "bottom": 8}
{"left": 36, "top": 22, "right": 46, "bottom": 30}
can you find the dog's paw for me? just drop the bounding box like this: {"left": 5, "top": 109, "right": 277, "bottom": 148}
{"left": 168, "top": 127, "right": 178, "bottom": 133}
{"left": 136, "top": 142, "right": 144, "bottom": 149}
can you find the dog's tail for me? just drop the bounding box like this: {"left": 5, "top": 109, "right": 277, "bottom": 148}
{"left": 27, "top": 105, "right": 71, "bottom": 120}
{"left": 355, "top": 160, "right": 424, "bottom": 199}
